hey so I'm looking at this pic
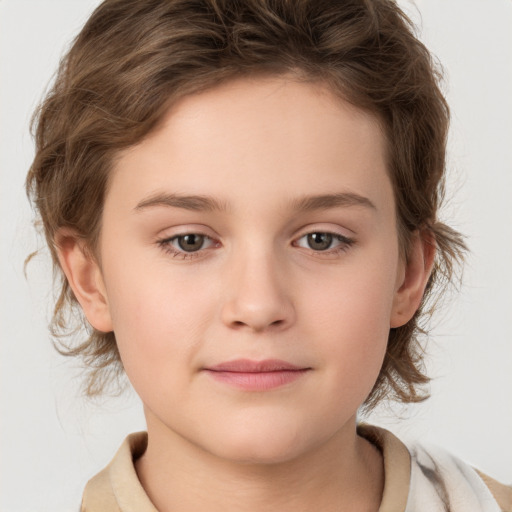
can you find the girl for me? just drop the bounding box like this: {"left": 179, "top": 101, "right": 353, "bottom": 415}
{"left": 22, "top": 0, "right": 511, "bottom": 510}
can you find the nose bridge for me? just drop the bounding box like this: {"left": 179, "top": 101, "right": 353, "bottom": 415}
{"left": 221, "top": 240, "right": 294, "bottom": 331}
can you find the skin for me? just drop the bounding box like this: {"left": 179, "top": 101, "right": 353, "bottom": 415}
{"left": 58, "top": 76, "right": 434, "bottom": 511}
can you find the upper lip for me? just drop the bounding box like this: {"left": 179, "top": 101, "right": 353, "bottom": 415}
{"left": 205, "top": 359, "right": 308, "bottom": 373}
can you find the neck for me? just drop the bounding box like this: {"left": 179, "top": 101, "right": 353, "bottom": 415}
{"left": 135, "top": 413, "right": 384, "bottom": 512}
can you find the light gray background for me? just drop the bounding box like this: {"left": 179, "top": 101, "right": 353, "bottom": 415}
{"left": 1, "top": 1, "right": 511, "bottom": 510}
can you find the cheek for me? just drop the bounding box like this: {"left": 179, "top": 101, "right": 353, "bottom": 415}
{"left": 307, "top": 254, "right": 397, "bottom": 334}
{"left": 301, "top": 257, "right": 397, "bottom": 386}
{"left": 102, "top": 263, "right": 216, "bottom": 386}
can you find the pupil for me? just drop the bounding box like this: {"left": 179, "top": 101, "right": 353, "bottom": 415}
{"left": 308, "top": 232, "right": 332, "bottom": 251}
{"left": 178, "top": 234, "right": 204, "bottom": 252}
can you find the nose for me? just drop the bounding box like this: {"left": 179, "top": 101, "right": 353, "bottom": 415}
{"left": 220, "top": 250, "right": 295, "bottom": 333}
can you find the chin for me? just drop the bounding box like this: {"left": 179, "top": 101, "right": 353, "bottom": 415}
{"left": 217, "top": 439, "right": 305, "bottom": 466}
{"left": 205, "top": 420, "right": 318, "bottom": 466}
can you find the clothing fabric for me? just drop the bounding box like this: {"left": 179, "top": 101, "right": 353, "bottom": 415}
{"left": 81, "top": 426, "right": 511, "bottom": 512}
{"left": 359, "top": 425, "right": 511, "bottom": 512}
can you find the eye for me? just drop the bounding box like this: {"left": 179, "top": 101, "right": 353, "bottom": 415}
{"left": 294, "top": 232, "right": 354, "bottom": 252}
{"left": 304, "top": 232, "right": 333, "bottom": 251}
{"left": 158, "top": 232, "right": 217, "bottom": 258}
{"left": 175, "top": 234, "right": 209, "bottom": 252}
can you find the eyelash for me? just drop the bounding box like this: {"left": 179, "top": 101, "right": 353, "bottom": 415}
{"left": 157, "top": 231, "right": 355, "bottom": 260}
{"left": 293, "top": 232, "right": 355, "bottom": 255}
{"left": 157, "top": 233, "right": 217, "bottom": 260}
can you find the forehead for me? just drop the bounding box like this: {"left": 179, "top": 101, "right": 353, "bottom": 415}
{"left": 108, "top": 76, "right": 392, "bottom": 217}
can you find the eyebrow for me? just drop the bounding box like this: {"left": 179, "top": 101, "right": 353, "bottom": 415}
{"left": 134, "top": 191, "right": 376, "bottom": 214}
{"left": 135, "top": 193, "right": 228, "bottom": 212}
{"left": 290, "top": 193, "right": 376, "bottom": 212}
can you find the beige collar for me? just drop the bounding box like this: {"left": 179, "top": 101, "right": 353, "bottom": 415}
{"left": 357, "top": 424, "right": 411, "bottom": 512}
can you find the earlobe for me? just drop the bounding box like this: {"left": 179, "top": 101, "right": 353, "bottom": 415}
{"left": 390, "top": 231, "right": 436, "bottom": 328}
{"left": 55, "top": 229, "right": 113, "bottom": 333}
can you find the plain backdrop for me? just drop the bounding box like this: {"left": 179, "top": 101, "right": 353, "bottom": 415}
{"left": 1, "top": 1, "right": 511, "bottom": 510}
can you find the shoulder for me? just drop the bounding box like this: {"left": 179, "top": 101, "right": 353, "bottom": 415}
{"left": 358, "top": 424, "right": 511, "bottom": 512}
{"left": 81, "top": 432, "right": 157, "bottom": 512}
{"left": 407, "top": 442, "right": 512, "bottom": 512}
{"left": 475, "top": 470, "right": 512, "bottom": 512}
{"left": 81, "top": 466, "right": 120, "bottom": 512}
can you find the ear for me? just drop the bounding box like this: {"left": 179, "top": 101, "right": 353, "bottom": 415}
{"left": 390, "top": 231, "right": 436, "bottom": 328}
{"left": 55, "top": 229, "right": 113, "bottom": 333}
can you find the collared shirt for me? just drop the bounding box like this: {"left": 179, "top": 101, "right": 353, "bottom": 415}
{"left": 81, "top": 425, "right": 511, "bottom": 511}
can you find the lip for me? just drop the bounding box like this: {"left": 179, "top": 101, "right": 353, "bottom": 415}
{"left": 207, "top": 359, "right": 306, "bottom": 372}
{"left": 202, "top": 359, "right": 311, "bottom": 391}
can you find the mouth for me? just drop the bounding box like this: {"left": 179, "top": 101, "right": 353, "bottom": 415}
{"left": 202, "top": 359, "right": 312, "bottom": 391}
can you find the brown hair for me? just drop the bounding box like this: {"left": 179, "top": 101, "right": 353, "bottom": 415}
{"left": 26, "top": 0, "right": 465, "bottom": 406}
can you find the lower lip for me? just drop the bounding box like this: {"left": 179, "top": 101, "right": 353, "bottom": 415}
{"left": 204, "top": 369, "right": 310, "bottom": 391}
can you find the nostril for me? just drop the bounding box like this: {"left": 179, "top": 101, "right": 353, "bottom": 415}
{"left": 229, "top": 318, "right": 285, "bottom": 331}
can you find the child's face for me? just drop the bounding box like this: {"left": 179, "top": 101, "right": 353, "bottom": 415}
{"left": 75, "top": 77, "right": 418, "bottom": 463}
